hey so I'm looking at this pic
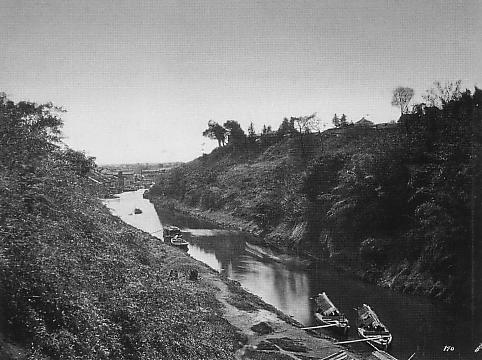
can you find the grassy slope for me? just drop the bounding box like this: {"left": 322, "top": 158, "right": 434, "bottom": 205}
{"left": 0, "top": 170, "right": 364, "bottom": 360}
{"left": 149, "top": 128, "right": 460, "bottom": 302}
{"left": 0, "top": 172, "right": 247, "bottom": 359}
{"left": 150, "top": 131, "right": 390, "bottom": 249}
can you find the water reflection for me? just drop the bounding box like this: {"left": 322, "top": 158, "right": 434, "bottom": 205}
{"left": 103, "top": 190, "right": 164, "bottom": 240}
{"left": 188, "top": 233, "right": 312, "bottom": 323}
{"left": 104, "top": 190, "right": 475, "bottom": 360}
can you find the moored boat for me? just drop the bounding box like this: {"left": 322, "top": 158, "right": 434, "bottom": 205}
{"left": 313, "top": 292, "right": 349, "bottom": 335}
{"left": 142, "top": 189, "right": 149, "bottom": 199}
{"left": 163, "top": 226, "right": 188, "bottom": 249}
{"left": 356, "top": 304, "right": 392, "bottom": 350}
{"left": 170, "top": 234, "right": 189, "bottom": 248}
{"left": 134, "top": 208, "right": 142, "bottom": 214}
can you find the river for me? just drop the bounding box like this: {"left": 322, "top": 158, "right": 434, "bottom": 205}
{"left": 104, "top": 190, "right": 476, "bottom": 360}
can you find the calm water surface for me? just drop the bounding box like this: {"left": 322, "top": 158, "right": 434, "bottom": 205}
{"left": 104, "top": 190, "right": 477, "bottom": 360}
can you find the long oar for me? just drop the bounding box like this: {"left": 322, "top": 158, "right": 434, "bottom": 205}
{"left": 334, "top": 336, "right": 384, "bottom": 345}
{"left": 301, "top": 324, "right": 340, "bottom": 330}
{"left": 319, "top": 350, "right": 348, "bottom": 360}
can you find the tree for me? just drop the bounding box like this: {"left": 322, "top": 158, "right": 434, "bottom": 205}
{"left": 332, "top": 114, "right": 340, "bottom": 128}
{"left": 422, "top": 80, "right": 463, "bottom": 108}
{"left": 259, "top": 124, "right": 274, "bottom": 147}
{"left": 202, "top": 120, "right": 226, "bottom": 147}
{"left": 0, "top": 94, "right": 64, "bottom": 171}
{"left": 292, "top": 113, "right": 318, "bottom": 134}
{"left": 223, "top": 120, "right": 246, "bottom": 146}
{"left": 292, "top": 113, "right": 318, "bottom": 157}
{"left": 339, "top": 114, "right": 348, "bottom": 127}
{"left": 247, "top": 122, "right": 256, "bottom": 144}
{"left": 262, "top": 124, "right": 272, "bottom": 135}
{"left": 391, "top": 86, "right": 414, "bottom": 116}
{"left": 278, "top": 117, "right": 295, "bottom": 137}
{"left": 61, "top": 149, "right": 96, "bottom": 177}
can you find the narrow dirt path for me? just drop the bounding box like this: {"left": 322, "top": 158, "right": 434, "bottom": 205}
{"left": 207, "top": 273, "right": 362, "bottom": 360}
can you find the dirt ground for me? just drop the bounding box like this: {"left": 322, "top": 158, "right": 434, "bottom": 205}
{"left": 206, "top": 272, "right": 362, "bottom": 360}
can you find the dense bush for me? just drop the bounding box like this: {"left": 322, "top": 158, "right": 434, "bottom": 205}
{"left": 150, "top": 86, "right": 481, "bottom": 305}
{"left": 301, "top": 88, "right": 481, "bottom": 303}
{"left": 0, "top": 95, "right": 241, "bottom": 359}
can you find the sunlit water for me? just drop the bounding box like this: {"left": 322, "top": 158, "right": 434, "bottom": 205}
{"left": 104, "top": 190, "right": 477, "bottom": 360}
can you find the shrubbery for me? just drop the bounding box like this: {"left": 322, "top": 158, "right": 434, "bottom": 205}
{"left": 151, "top": 85, "right": 482, "bottom": 305}
{"left": 0, "top": 95, "right": 241, "bottom": 359}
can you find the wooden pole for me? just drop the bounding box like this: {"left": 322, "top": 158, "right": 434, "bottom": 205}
{"left": 301, "top": 324, "right": 339, "bottom": 330}
{"left": 334, "top": 336, "right": 383, "bottom": 345}
{"left": 319, "top": 350, "right": 347, "bottom": 360}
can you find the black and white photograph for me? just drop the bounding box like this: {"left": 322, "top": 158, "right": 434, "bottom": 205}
{"left": 0, "top": 1, "right": 481, "bottom": 359}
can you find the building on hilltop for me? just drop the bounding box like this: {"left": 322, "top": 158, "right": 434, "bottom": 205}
{"left": 354, "top": 117, "right": 375, "bottom": 127}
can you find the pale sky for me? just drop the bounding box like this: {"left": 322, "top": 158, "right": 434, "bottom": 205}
{"left": 1, "top": 0, "right": 481, "bottom": 164}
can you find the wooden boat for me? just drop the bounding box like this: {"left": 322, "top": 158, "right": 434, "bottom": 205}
{"left": 134, "top": 208, "right": 142, "bottom": 214}
{"left": 313, "top": 292, "right": 349, "bottom": 335}
{"left": 170, "top": 234, "right": 189, "bottom": 248}
{"left": 163, "top": 226, "right": 188, "bottom": 249}
{"left": 356, "top": 304, "right": 392, "bottom": 350}
{"left": 142, "top": 189, "right": 149, "bottom": 199}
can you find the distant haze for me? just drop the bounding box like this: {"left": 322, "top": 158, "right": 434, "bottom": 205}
{"left": 1, "top": 0, "right": 481, "bottom": 163}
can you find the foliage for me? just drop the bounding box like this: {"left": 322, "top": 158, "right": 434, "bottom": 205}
{"left": 0, "top": 93, "right": 64, "bottom": 171}
{"left": 277, "top": 118, "right": 295, "bottom": 137}
{"left": 0, "top": 95, "right": 242, "bottom": 359}
{"left": 332, "top": 113, "right": 348, "bottom": 128}
{"left": 223, "top": 120, "right": 246, "bottom": 147}
{"left": 61, "top": 148, "right": 96, "bottom": 177}
{"left": 202, "top": 120, "right": 227, "bottom": 147}
{"left": 422, "top": 80, "right": 463, "bottom": 108}
{"left": 291, "top": 113, "right": 319, "bottom": 158}
{"left": 247, "top": 122, "right": 256, "bottom": 144}
{"left": 339, "top": 114, "right": 348, "bottom": 127}
{"left": 331, "top": 114, "right": 339, "bottom": 128}
{"left": 291, "top": 113, "right": 318, "bottom": 134}
{"left": 391, "top": 86, "right": 414, "bottom": 115}
{"left": 155, "top": 82, "right": 480, "bottom": 305}
{"left": 303, "top": 85, "right": 479, "bottom": 302}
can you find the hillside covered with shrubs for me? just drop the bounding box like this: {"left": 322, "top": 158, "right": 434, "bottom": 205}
{"left": 0, "top": 94, "right": 246, "bottom": 359}
{"left": 150, "top": 85, "right": 482, "bottom": 306}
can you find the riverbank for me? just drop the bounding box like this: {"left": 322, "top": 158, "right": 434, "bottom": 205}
{"left": 1, "top": 179, "right": 365, "bottom": 360}
{"left": 133, "top": 190, "right": 477, "bottom": 360}
{"left": 151, "top": 196, "right": 312, "bottom": 266}
{"left": 103, "top": 200, "right": 368, "bottom": 360}
{"left": 150, "top": 195, "right": 454, "bottom": 306}
{"left": 150, "top": 98, "right": 480, "bottom": 310}
{"left": 117, "top": 218, "right": 363, "bottom": 360}
{"left": 150, "top": 195, "right": 293, "bottom": 250}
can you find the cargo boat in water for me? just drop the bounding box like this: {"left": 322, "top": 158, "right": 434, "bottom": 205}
{"left": 356, "top": 304, "right": 392, "bottom": 351}
{"left": 163, "top": 225, "right": 189, "bottom": 249}
{"left": 313, "top": 292, "right": 349, "bottom": 335}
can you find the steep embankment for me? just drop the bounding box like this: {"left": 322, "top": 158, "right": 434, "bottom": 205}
{"left": 1, "top": 176, "right": 364, "bottom": 360}
{"left": 150, "top": 92, "right": 480, "bottom": 307}
{"left": 0, "top": 96, "right": 364, "bottom": 359}
{"left": 1, "top": 172, "right": 239, "bottom": 358}
{"left": 150, "top": 136, "right": 315, "bottom": 250}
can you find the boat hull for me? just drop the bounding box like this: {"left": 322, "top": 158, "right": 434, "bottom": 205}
{"left": 314, "top": 313, "right": 349, "bottom": 336}
{"left": 170, "top": 239, "right": 189, "bottom": 248}
{"left": 357, "top": 328, "right": 392, "bottom": 351}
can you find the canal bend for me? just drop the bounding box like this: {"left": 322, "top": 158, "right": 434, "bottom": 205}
{"left": 104, "top": 190, "right": 472, "bottom": 360}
